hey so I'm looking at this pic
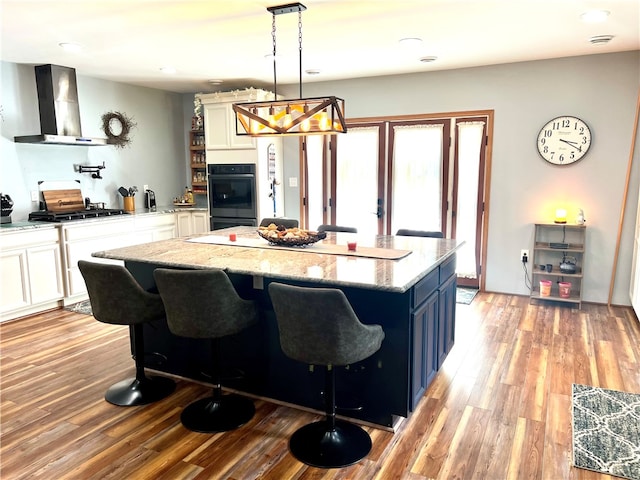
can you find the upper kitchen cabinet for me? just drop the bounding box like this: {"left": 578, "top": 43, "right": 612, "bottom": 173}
{"left": 203, "top": 103, "right": 254, "bottom": 150}
{"left": 199, "top": 89, "right": 275, "bottom": 151}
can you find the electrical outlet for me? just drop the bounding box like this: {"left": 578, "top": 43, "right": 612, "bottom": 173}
{"left": 30, "top": 190, "right": 39, "bottom": 202}
{"left": 520, "top": 249, "right": 529, "bottom": 263}
{"left": 143, "top": 184, "right": 149, "bottom": 192}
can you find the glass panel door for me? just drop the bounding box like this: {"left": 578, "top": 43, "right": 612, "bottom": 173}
{"left": 452, "top": 119, "right": 487, "bottom": 287}
{"left": 302, "top": 135, "right": 326, "bottom": 230}
{"left": 388, "top": 121, "right": 448, "bottom": 235}
{"left": 333, "top": 125, "right": 384, "bottom": 235}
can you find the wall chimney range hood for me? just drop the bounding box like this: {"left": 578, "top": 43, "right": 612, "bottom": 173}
{"left": 14, "top": 64, "right": 107, "bottom": 146}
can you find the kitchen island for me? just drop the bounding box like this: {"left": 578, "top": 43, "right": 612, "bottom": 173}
{"left": 93, "top": 227, "right": 463, "bottom": 428}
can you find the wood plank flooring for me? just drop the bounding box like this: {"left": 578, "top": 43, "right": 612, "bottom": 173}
{"left": 2, "top": 293, "right": 639, "bottom": 479}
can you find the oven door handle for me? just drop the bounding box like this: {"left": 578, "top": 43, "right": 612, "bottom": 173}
{"left": 209, "top": 173, "right": 255, "bottom": 181}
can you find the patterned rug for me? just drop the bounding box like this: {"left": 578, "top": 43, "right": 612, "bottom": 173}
{"left": 456, "top": 288, "right": 478, "bottom": 305}
{"left": 64, "top": 300, "right": 93, "bottom": 316}
{"left": 572, "top": 384, "right": 640, "bottom": 479}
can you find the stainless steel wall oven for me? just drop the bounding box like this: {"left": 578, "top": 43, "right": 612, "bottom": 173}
{"left": 208, "top": 163, "right": 257, "bottom": 230}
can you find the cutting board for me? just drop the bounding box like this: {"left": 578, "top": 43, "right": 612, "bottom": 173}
{"left": 42, "top": 189, "right": 85, "bottom": 212}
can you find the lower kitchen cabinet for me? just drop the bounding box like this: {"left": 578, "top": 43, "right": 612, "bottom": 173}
{"left": 410, "top": 256, "right": 457, "bottom": 410}
{"left": 412, "top": 290, "right": 439, "bottom": 403}
{"left": 0, "top": 227, "right": 64, "bottom": 321}
{"left": 64, "top": 213, "right": 177, "bottom": 301}
{"left": 1, "top": 212, "right": 179, "bottom": 321}
{"left": 438, "top": 273, "right": 456, "bottom": 366}
{"left": 133, "top": 214, "right": 177, "bottom": 243}
{"left": 176, "top": 210, "right": 209, "bottom": 237}
{"left": 63, "top": 218, "right": 136, "bottom": 300}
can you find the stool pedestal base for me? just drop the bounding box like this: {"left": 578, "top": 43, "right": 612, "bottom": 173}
{"left": 105, "top": 375, "right": 175, "bottom": 406}
{"left": 180, "top": 394, "right": 255, "bottom": 433}
{"left": 289, "top": 419, "right": 372, "bottom": 468}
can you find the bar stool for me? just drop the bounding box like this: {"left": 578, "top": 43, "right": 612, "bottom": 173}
{"left": 260, "top": 217, "right": 299, "bottom": 228}
{"left": 317, "top": 224, "right": 358, "bottom": 233}
{"left": 396, "top": 228, "right": 444, "bottom": 238}
{"left": 154, "top": 268, "right": 258, "bottom": 433}
{"left": 78, "top": 260, "right": 176, "bottom": 406}
{"left": 268, "top": 282, "right": 385, "bottom": 468}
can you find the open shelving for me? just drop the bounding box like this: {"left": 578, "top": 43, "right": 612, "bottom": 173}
{"left": 530, "top": 223, "right": 586, "bottom": 308}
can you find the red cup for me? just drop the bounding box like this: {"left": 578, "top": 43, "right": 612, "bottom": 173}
{"left": 229, "top": 233, "right": 237, "bottom": 241}
{"left": 347, "top": 241, "right": 357, "bottom": 251}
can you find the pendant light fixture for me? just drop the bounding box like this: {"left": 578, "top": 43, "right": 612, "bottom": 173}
{"left": 232, "top": 2, "right": 346, "bottom": 137}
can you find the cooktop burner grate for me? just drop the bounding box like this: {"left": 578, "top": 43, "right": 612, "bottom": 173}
{"left": 29, "top": 209, "right": 129, "bottom": 222}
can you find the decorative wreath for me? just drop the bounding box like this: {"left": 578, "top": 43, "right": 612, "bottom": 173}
{"left": 101, "top": 111, "right": 136, "bottom": 148}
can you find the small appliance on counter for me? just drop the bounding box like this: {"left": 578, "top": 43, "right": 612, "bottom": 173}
{"left": 145, "top": 189, "right": 157, "bottom": 212}
{"left": 1, "top": 193, "right": 14, "bottom": 224}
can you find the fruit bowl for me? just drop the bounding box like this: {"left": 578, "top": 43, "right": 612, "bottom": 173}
{"left": 257, "top": 227, "right": 326, "bottom": 247}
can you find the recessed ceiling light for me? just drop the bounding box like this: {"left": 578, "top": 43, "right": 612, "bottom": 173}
{"left": 399, "top": 37, "right": 423, "bottom": 48}
{"left": 589, "top": 34, "right": 614, "bottom": 45}
{"left": 208, "top": 79, "right": 223, "bottom": 85}
{"left": 420, "top": 56, "right": 438, "bottom": 63}
{"left": 305, "top": 69, "right": 321, "bottom": 75}
{"left": 159, "top": 66, "right": 176, "bottom": 74}
{"left": 581, "top": 10, "right": 610, "bottom": 23}
{"left": 59, "top": 42, "right": 82, "bottom": 53}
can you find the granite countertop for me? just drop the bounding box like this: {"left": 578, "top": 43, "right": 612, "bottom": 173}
{"left": 0, "top": 207, "right": 206, "bottom": 232}
{"left": 93, "top": 226, "right": 463, "bottom": 292}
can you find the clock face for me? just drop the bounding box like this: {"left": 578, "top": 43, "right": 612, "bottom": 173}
{"left": 537, "top": 116, "right": 592, "bottom": 165}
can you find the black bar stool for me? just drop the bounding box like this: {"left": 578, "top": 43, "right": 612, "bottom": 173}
{"left": 317, "top": 224, "right": 358, "bottom": 233}
{"left": 268, "top": 282, "right": 385, "bottom": 468}
{"left": 396, "top": 228, "right": 443, "bottom": 238}
{"left": 154, "top": 268, "right": 258, "bottom": 433}
{"left": 260, "top": 217, "right": 299, "bottom": 228}
{"left": 78, "top": 260, "right": 176, "bottom": 406}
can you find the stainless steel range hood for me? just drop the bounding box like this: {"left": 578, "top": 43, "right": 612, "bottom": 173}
{"left": 14, "top": 64, "right": 107, "bottom": 146}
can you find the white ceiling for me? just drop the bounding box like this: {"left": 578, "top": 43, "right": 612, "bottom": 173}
{"left": 1, "top": 0, "right": 638, "bottom": 94}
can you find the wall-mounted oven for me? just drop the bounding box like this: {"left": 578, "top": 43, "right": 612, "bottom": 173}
{"left": 207, "top": 163, "right": 257, "bottom": 230}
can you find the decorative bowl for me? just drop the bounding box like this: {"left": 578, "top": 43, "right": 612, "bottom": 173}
{"left": 257, "top": 228, "right": 326, "bottom": 247}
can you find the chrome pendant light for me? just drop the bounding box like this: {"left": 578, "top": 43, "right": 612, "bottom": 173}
{"left": 232, "top": 2, "right": 346, "bottom": 137}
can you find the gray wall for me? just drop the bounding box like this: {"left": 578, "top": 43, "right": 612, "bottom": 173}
{"left": 276, "top": 51, "right": 640, "bottom": 305}
{"left": 1, "top": 61, "right": 187, "bottom": 215}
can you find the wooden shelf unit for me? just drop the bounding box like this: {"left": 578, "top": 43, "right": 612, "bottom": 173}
{"left": 531, "top": 223, "right": 586, "bottom": 308}
{"left": 189, "top": 129, "right": 206, "bottom": 195}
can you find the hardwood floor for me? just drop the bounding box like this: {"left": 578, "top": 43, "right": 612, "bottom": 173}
{"left": 2, "top": 293, "right": 639, "bottom": 479}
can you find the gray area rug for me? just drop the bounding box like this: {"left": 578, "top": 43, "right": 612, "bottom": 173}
{"left": 572, "top": 384, "right": 640, "bottom": 480}
{"left": 64, "top": 300, "right": 93, "bottom": 316}
{"left": 456, "top": 288, "right": 478, "bottom": 305}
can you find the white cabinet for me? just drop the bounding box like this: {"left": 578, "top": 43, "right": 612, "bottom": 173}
{"left": 63, "top": 218, "right": 136, "bottom": 299}
{"left": 134, "top": 214, "right": 177, "bottom": 243}
{"left": 192, "top": 211, "right": 209, "bottom": 234}
{"left": 176, "top": 210, "right": 209, "bottom": 237}
{"left": 1, "top": 213, "right": 178, "bottom": 321}
{"left": 0, "top": 227, "right": 64, "bottom": 321}
{"left": 63, "top": 213, "right": 177, "bottom": 301}
{"left": 199, "top": 89, "right": 277, "bottom": 150}
{"left": 203, "top": 102, "right": 255, "bottom": 150}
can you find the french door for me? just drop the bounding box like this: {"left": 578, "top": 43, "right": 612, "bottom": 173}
{"left": 300, "top": 111, "right": 492, "bottom": 290}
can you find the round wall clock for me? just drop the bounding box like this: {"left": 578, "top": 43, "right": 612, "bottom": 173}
{"left": 536, "top": 115, "right": 592, "bottom": 165}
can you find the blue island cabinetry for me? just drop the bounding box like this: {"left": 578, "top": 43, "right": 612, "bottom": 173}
{"left": 94, "top": 229, "right": 461, "bottom": 428}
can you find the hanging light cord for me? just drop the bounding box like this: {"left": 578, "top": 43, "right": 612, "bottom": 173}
{"left": 298, "top": 8, "right": 303, "bottom": 99}
{"left": 272, "top": 12, "right": 277, "bottom": 98}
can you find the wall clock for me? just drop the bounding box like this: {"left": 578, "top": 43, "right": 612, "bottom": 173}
{"left": 536, "top": 115, "right": 592, "bottom": 165}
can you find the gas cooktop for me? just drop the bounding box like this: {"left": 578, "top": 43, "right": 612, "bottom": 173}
{"left": 29, "top": 209, "right": 129, "bottom": 222}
